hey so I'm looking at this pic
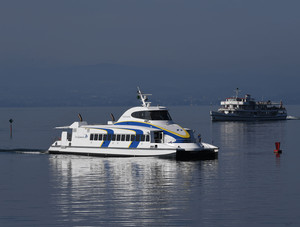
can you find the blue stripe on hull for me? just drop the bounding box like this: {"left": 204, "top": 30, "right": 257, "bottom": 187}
{"left": 126, "top": 128, "right": 143, "bottom": 148}
{"left": 114, "top": 121, "right": 190, "bottom": 143}
{"left": 97, "top": 128, "right": 114, "bottom": 148}
{"left": 94, "top": 127, "right": 144, "bottom": 148}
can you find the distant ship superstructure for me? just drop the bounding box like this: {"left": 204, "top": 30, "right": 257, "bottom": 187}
{"left": 210, "top": 89, "right": 287, "bottom": 121}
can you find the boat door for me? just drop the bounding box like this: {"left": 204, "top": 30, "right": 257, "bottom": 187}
{"left": 154, "top": 131, "right": 163, "bottom": 143}
{"left": 61, "top": 131, "right": 69, "bottom": 147}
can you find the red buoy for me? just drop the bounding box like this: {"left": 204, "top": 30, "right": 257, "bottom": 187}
{"left": 274, "top": 142, "right": 282, "bottom": 154}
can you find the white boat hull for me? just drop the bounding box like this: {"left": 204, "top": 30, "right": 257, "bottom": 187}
{"left": 49, "top": 145, "right": 177, "bottom": 157}
{"left": 48, "top": 143, "right": 218, "bottom": 159}
{"left": 210, "top": 111, "right": 287, "bottom": 121}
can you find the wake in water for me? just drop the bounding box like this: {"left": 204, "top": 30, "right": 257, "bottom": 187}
{"left": 287, "top": 116, "right": 300, "bottom": 120}
{"left": 0, "top": 148, "right": 46, "bottom": 154}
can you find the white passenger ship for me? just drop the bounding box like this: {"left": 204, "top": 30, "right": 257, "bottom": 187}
{"left": 48, "top": 88, "right": 218, "bottom": 159}
{"left": 210, "top": 88, "right": 287, "bottom": 121}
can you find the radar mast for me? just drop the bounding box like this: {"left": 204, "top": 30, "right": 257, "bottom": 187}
{"left": 234, "top": 88, "right": 241, "bottom": 98}
{"left": 137, "top": 87, "right": 152, "bottom": 107}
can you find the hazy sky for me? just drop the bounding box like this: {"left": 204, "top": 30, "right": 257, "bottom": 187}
{"left": 0, "top": 0, "right": 300, "bottom": 106}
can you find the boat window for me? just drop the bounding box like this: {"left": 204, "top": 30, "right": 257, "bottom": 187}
{"left": 90, "top": 133, "right": 150, "bottom": 142}
{"left": 135, "top": 134, "right": 141, "bottom": 141}
{"left": 130, "top": 135, "right": 135, "bottom": 141}
{"left": 131, "top": 110, "right": 172, "bottom": 120}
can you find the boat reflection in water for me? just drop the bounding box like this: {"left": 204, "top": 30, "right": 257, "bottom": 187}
{"left": 211, "top": 121, "right": 287, "bottom": 152}
{"left": 49, "top": 155, "right": 218, "bottom": 226}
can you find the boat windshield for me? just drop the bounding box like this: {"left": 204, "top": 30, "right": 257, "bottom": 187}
{"left": 132, "top": 110, "right": 172, "bottom": 121}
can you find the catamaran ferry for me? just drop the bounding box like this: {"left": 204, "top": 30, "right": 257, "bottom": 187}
{"left": 48, "top": 88, "right": 218, "bottom": 159}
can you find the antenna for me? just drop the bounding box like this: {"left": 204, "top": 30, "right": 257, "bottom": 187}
{"left": 234, "top": 88, "right": 241, "bottom": 98}
{"left": 137, "top": 87, "right": 152, "bottom": 107}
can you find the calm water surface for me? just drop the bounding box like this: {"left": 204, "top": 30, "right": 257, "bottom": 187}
{"left": 0, "top": 105, "right": 300, "bottom": 226}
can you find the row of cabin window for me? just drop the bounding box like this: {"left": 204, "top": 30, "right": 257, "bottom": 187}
{"left": 90, "top": 133, "right": 150, "bottom": 142}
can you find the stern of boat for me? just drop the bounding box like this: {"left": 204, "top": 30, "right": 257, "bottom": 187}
{"left": 175, "top": 142, "right": 218, "bottom": 160}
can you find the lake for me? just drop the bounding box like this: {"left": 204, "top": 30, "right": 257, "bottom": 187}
{"left": 0, "top": 105, "right": 300, "bottom": 226}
